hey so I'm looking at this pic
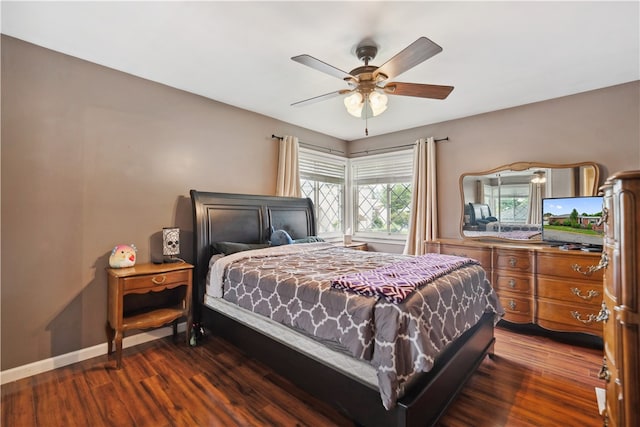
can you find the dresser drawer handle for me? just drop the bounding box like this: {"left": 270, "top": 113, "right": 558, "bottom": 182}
{"left": 571, "top": 253, "right": 608, "bottom": 276}
{"left": 596, "top": 207, "right": 608, "bottom": 227}
{"left": 570, "top": 287, "right": 600, "bottom": 301}
{"left": 596, "top": 301, "right": 610, "bottom": 323}
{"left": 598, "top": 357, "right": 611, "bottom": 383}
{"left": 509, "top": 257, "right": 517, "bottom": 267}
{"left": 508, "top": 300, "right": 517, "bottom": 310}
{"left": 151, "top": 275, "right": 167, "bottom": 285}
{"left": 508, "top": 279, "right": 516, "bottom": 289}
{"left": 570, "top": 311, "right": 596, "bottom": 325}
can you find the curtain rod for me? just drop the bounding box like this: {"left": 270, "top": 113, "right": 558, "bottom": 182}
{"left": 272, "top": 134, "right": 448, "bottom": 156}
{"left": 349, "top": 137, "right": 449, "bottom": 156}
{"left": 271, "top": 134, "right": 345, "bottom": 155}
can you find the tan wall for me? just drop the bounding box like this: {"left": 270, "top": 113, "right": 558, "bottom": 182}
{"left": 348, "top": 80, "right": 640, "bottom": 239}
{"left": 2, "top": 34, "right": 639, "bottom": 370}
{"left": 0, "top": 36, "right": 344, "bottom": 370}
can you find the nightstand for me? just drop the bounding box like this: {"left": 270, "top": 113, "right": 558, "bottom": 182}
{"left": 340, "top": 242, "right": 368, "bottom": 251}
{"left": 106, "top": 262, "right": 193, "bottom": 368}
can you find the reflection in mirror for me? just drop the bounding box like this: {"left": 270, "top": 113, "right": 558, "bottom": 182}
{"left": 460, "top": 162, "right": 600, "bottom": 241}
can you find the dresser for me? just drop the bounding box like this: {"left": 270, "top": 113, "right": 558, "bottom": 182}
{"left": 599, "top": 171, "right": 640, "bottom": 427}
{"left": 425, "top": 239, "right": 604, "bottom": 336}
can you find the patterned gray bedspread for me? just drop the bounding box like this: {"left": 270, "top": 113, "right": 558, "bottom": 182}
{"left": 214, "top": 243, "right": 503, "bottom": 409}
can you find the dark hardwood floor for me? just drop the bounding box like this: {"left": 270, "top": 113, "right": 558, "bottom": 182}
{"left": 2, "top": 325, "right": 603, "bottom": 426}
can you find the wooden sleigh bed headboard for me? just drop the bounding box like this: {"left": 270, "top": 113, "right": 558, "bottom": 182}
{"left": 190, "top": 190, "right": 315, "bottom": 321}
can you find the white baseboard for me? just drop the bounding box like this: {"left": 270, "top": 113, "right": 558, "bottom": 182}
{"left": 0, "top": 322, "right": 186, "bottom": 385}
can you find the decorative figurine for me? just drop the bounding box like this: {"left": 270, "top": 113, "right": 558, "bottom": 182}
{"left": 109, "top": 244, "right": 137, "bottom": 268}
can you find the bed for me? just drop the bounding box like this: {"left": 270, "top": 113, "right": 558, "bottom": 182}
{"left": 190, "top": 190, "right": 502, "bottom": 427}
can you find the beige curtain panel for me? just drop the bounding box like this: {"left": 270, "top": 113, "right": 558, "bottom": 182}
{"left": 404, "top": 137, "right": 438, "bottom": 255}
{"left": 276, "top": 135, "right": 301, "bottom": 197}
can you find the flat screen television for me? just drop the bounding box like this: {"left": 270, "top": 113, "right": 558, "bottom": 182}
{"left": 541, "top": 196, "right": 604, "bottom": 250}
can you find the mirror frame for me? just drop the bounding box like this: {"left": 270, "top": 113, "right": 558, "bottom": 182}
{"left": 459, "top": 161, "right": 600, "bottom": 242}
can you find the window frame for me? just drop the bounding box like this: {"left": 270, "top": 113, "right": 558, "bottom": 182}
{"left": 349, "top": 150, "right": 414, "bottom": 242}
{"left": 298, "top": 148, "right": 347, "bottom": 239}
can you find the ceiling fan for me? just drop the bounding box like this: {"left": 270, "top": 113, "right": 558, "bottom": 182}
{"left": 291, "top": 36, "right": 454, "bottom": 135}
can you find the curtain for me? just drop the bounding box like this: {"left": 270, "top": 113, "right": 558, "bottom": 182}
{"left": 527, "top": 182, "right": 544, "bottom": 224}
{"left": 404, "top": 137, "right": 437, "bottom": 255}
{"left": 275, "top": 135, "right": 301, "bottom": 197}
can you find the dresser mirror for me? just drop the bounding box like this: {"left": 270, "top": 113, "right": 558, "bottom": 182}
{"left": 460, "top": 161, "right": 600, "bottom": 241}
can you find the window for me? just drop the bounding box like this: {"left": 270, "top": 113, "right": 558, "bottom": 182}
{"left": 351, "top": 151, "right": 414, "bottom": 238}
{"left": 299, "top": 149, "right": 346, "bottom": 236}
{"left": 490, "top": 184, "right": 530, "bottom": 223}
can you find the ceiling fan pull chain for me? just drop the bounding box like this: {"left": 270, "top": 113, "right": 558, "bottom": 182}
{"left": 364, "top": 95, "right": 369, "bottom": 136}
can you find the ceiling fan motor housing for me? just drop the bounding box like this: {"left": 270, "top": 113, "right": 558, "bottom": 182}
{"left": 356, "top": 43, "right": 378, "bottom": 64}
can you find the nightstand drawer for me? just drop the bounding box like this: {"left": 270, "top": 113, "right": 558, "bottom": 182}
{"left": 123, "top": 269, "right": 191, "bottom": 291}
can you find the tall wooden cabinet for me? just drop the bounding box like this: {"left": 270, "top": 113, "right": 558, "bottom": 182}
{"left": 599, "top": 171, "right": 640, "bottom": 427}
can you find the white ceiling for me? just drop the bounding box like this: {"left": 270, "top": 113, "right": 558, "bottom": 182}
{"left": 2, "top": 1, "right": 639, "bottom": 141}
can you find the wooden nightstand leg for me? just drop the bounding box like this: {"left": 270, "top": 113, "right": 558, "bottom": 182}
{"left": 106, "top": 323, "right": 115, "bottom": 355}
{"left": 187, "top": 316, "right": 193, "bottom": 346}
{"left": 172, "top": 321, "right": 178, "bottom": 343}
{"left": 114, "top": 330, "right": 123, "bottom": 369}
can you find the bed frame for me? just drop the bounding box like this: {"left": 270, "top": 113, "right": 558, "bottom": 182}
{"left": 190, "top": 190, "right": 495, "bottom": 427}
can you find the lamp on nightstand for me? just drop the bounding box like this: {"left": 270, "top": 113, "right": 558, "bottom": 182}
{"left": 162, "top": 227, "right": 180, "bottom": 262}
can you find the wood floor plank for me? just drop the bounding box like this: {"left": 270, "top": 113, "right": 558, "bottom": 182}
{"left": 1, "top": 326, "right": 604, "bottom": 426}
{"left": 1, "top": 379, "right": 36, "bottom": 427}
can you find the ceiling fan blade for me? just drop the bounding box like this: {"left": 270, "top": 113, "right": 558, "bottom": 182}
{"left": 383, "top": 82, "right": 454, "bottom": 99}
{"left": 374, "top": 37, "right": 443, "bottom": 81}
{"left": 291, "top": 89, "right": 351, "bottom": 107}
{"left": 291, "top": 54, "right": 354, "bottom": 81}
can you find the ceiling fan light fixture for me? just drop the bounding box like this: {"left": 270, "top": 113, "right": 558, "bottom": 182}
{"left": 531, "top": 170, "right": 547, "bottom": 184}
{"left": 369, "top": 91, "right": 388, "bottom": 116}
{"left": 343, "top": 91, "right": 388, "bottom": 118}
{"left": 344, "top": 92, "right": 364, "bottom": 117}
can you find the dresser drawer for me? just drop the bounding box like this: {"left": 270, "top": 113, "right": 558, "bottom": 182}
{"left": 493, "top": 271, "right": 533, "bottom": 295}
{"left": 123, "top": 269, "right": 191, "bottom": 292}
{"left": 537, "top": 299, "right": 603, "bottom": 336}
{"left": 438, "top": 244, "right": 491, "bottom": 270}
{"left": 499, "top": 295, "right": 533, "bottom": 323}
{"left": 537, "top": 252, "right": 604, "bottom": 282}
{"left": 493, "top": 249, "right": 533, "bottom": 273}
{"left": 537, "top": 277, "right": 602, "bottom": 307}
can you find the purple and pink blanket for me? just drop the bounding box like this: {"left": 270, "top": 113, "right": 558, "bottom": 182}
{"left": 332, "top": 253, "right": 479, "bottom": 303}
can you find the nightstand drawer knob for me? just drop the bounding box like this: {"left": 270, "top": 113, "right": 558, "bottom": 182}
{"left": 152, "top": 275, "right": 167, "bottom": 285}
{"left": 508, "top": 279, "right": 516, "bottom": 289}
{"left": 509, "top": 257, "right": 517, "bottom": 267}
{"left": 508, "top": 300, "right": 517, "bottom": 310}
